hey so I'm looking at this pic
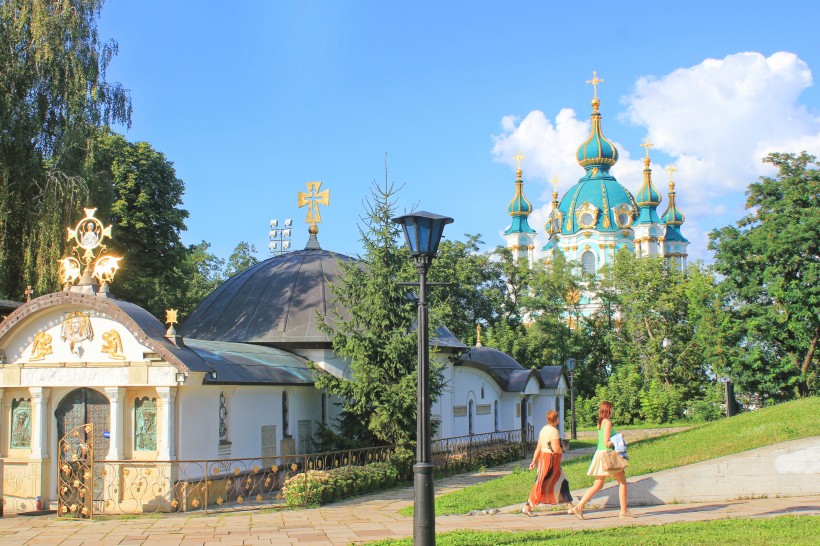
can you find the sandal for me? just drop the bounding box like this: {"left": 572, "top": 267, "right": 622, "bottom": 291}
{"left": 571, "top": 506, "right": 585, "bottom": 520}
{"left": 521, "top": 506, "right": 536, "bottom": 517}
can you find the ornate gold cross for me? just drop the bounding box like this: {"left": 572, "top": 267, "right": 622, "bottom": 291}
{"left": 513, "top": 151, "right": 526, "bottom": 171}
{"left": 297, "top": 181, "right": 330, "bottom": 233}
{"left": 552, "top": 175, "right": 559, "bottom": 192}
{"left": 586, "top": 71, "right": 604, "bottom": 99}
{"left": 24, "top": 285, "right": 33, "bottom": 302}
{"left": 640, "top": 137, "right": 654, "bottom": 159}
{"left": 665, "top": 165, "right": 678, "bottom": 183}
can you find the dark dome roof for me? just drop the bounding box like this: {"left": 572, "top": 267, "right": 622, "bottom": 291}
{"left": 456, "top": 346, "right": 538, "bottom": 392}
{"left": 180, "top": 248, "right": 353, "bottom": 347}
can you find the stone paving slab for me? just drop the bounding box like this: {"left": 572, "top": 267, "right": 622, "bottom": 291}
{"left": 1, "top": 437, "right": 818, "bottom": 545}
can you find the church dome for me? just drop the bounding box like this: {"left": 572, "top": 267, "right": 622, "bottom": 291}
{"left": 557, "top": 171, "right": 638, "bottom": 234}
{"left": 576, "top": 98, "right": 619, "bottom": 169}
{"left": 179, "top": 247, "right": 353, "bottom": 347}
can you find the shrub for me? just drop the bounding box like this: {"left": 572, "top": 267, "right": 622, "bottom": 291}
{"left": 282, "top": 462, "right": 399, "bottom": 507}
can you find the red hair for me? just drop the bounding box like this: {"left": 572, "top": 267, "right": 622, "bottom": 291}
{"left": 597, "top": 400, "right": 613, "bottom": 428}
{"left": 546, "top": 410, "right": 559, "bottom": 426}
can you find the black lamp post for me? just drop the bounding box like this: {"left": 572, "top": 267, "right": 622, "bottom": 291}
{"left": 392, "top": 210, "right": 453, "bottom": 546}
{"left": 566, "top": 358, "right": 576, "bottom": 440}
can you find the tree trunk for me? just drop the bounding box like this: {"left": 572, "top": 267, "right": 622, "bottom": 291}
{"left": 801, "top": 326, "right": 819, "bottom": 376}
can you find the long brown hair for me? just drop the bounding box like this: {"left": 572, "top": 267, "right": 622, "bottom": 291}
{"left": 597, "top": 400, "right": 613, "bottom": 428}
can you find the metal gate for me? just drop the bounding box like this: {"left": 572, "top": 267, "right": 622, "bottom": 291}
{"left": 56, "top": 388, "right": 110, "bottom": 519}
{"left": 58, "top": 423, "right": 95, "bottom": 518}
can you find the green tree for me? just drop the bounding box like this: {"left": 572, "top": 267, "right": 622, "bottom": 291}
{"left": 311, "top": 180, "right": 440, "bottom": 454}
{"left": 427, "top": 234, "right": 504, "bottom": 345}
{"left": 224, "top": 242, "right": 259, "bottom": 278}
{"left": 0, "top": 0, "right": 131, "bottom": 297}
{"left": 709, "top": 152, "right": 820, "bottom": 400}
{"left": 81, "top": 130, "right": 188, "bottom": 318}
{"left": 174, "top": 241, "right": 225, "bottom": 319}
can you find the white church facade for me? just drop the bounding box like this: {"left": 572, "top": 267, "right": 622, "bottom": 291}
{"left": 0, "top": 209, "right": 566, "bottom": 513}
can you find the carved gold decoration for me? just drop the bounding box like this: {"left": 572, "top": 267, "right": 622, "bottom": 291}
{"left": 101, "top": 330, "right": 126, "bottom": 360}
{"left": 61, "top": 311, "right": 93, "bottom": 354}
{"left": 60, "top": 208, "right": 122, "bottom": 290}
{"left": 614, "top": 204, "right": 634, "bottom": 228}
{"left": 601, "top": 183, "right": 611, "bottom": 228}
{"left": 583, "top": 231, "right": 590, "bottom": 237}
{"left": 30, "top": 331, "right": 53, "bottom": 361}
{"left": 297, "top": 181, "right": 330, "bottom": 235}
{"left": 576, "top": 202, "right": 599, "bottom": 229}
{"left": 59, "top": 257, "right": 82, "bottom": 288}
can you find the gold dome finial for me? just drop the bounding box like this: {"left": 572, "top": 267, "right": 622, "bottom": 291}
{"left": 476, "top": 324, "right": 483, "bottom": 347}
{"left": 640, "top": 137, "right": 654, "bottom": 166}
{"left": 513, "top": 151, "right": 525, "bottom": 178}
{"left": 297, "top": 181, "right": 330, "bottom": 236}
{"left": 665, "top": 165, "right": 678, "bottom": 191}
{"left": 552, "top": 175, "right": 559, "bottom": 200}
{"left": 586, "top": 70, "right": 604, "bottom": 100}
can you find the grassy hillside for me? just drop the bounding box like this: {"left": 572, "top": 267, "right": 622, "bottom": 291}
{"left": 367, "top": 515, "right": 820, "bottom": 545}
{"left": 431, "top": 397, "right": 820, "bottom": 515}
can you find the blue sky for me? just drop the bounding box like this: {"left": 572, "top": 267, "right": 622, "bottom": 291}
{"left": 98, "top": 1, "right": 820, "bottom": 262}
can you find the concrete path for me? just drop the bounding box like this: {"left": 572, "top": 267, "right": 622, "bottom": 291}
{"left": 0, "top": 443, "right": 817, "bottom": 545}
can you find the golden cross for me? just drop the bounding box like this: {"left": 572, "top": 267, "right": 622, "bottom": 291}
{"left": 24, "top": 285, "right": 33, "bottom": 302}
{"left": 513, "top": 151, "right": 526, "bottom": 171}
{"left": 586, "top": 71, "right": 604, "bottom": 99}
{"left": 166, "top": 309, "right": 178, "bottom": 327}
{"left": 297, "top": 181, "right": 330, "bottom": 227}
{"left": 640, "top": 137, "right": 654, "bottom": 159}
{"left": 552, "top": 176, "right": 559, "bottom": 193}
{"left": 665, "top": 165, "right": 677, "bottom": 182}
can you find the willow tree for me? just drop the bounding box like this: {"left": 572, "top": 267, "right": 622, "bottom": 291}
{"left": 0, "top": 0, "right": 131, "bottom": 297}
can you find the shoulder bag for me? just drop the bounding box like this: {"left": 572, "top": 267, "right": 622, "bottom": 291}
{"left": 601, "top": 449, "right": 629, "bottom": 471}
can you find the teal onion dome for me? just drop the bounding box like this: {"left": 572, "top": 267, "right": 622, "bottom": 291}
{"left": 504, "top": 168, "right": 536, "bottom": 235}
{"left": 661, "top": 180, "right": 685, "bottom": 226}
{"left": 635, "top": 156, "right": 661, "bottom": 207}
{"left": 576, "top": 98, "right": 619, "bottom": 172}
{"left": 555, "top": 171, "right": 638, "bottom": 235}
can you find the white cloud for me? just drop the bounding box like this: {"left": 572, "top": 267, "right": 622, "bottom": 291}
{"left": 492, "top": 51, "right": 820, "bottom": 260}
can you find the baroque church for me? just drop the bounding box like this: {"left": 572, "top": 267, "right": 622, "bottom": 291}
{"left": 0, "top": 186, "right": 566, "bottom": 513}
{"left": 503, "top": 77, "right": 689, "bottom": 279}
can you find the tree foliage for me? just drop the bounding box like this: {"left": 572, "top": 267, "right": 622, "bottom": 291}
{"left": 312, "top": 180, "right": 439, "bottom": 452}
{"left": 0, "top": 0, "right": 131, "bottom": 297}
{"left": 709, "top": 151, "right": 820, "bottom": 401}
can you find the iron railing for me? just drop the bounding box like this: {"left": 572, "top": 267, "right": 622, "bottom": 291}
{"left": 431, "top": 426, "right": 535, "bottom": 471}
{"left": 59, "top": 442, "right": 394, "bottom": 518}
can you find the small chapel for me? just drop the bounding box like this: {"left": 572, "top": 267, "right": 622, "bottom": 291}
{"left": 503, "top": 73, "right": 689, "bottom": 285}
{"left": 0, "top": 185, "right": 566, "bottom": 513}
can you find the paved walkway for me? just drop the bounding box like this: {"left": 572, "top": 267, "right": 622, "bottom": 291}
{"left": 1, "top": 443, "right": 818, "bottom": 545}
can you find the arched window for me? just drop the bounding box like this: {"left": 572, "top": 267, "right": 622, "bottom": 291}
{"left": 468, "top": 400, "right": 474, "bottom": 435}
{"left": 493, "top": 401, "right": 499, "bottom": 432}
{"left": 282, "top": 391, "right": 290, "bottom": 437}
{"left": 581, "top": 251, "right": 596, "bottom": 274}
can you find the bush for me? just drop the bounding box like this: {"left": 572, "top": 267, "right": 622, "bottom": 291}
{"left": 282, "top": 461, "right": 399, "bottom": 507}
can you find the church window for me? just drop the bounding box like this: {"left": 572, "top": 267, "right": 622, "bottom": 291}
{"left": 468, "top": 400, "right": 474, "bottom": 435}
{"left": 219, "top": 392, "right": 229, "bottom": 444}
{"left": 580, "top": 212, "right": 594, "bottom": 226}
{"left": 494, "top": 401, "right": 499, "bottom": 432}
{"left": 576, "top": 203, "right": 599, "bottom": 229}
{"left": 134, "top": 397, "right": 157, "bottom": 451}
{"left": 581, "top": 251, "right": 596, "bottom": 274}
{"left": 282, "top": 391, "right": 290, "bottom": 437}
{"left": 480, "top": 385, "right": 484, "bottom": 399}
{"left": 10, "top": 398, "right": 31, "bottom": 448}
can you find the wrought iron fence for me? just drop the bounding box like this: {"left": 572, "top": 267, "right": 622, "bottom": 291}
{"left": 58, "top": 442, "right": 395, "bottom": 518}
{"left": 431, "top": 426, "right": 535, "bottom": 471}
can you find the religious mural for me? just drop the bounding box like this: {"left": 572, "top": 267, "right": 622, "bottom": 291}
{"left": 10, "top": 398, "right": 31, "bottom": 448}
{"left": 134, "top": 397, "right": 157, "bottom": 451}
{"left": 60, "top": 311, "right": 93, "bottom": 353}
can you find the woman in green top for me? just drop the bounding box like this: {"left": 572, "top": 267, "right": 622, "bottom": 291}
{"left": 573, "top": 400, "right": 634, "bottom": 519}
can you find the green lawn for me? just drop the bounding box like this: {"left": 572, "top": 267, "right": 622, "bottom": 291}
{"left": 365, "top": 515, "right": 820, "bottom": 545}
{"left": 427, "top": 397, "right": 820, "bottom": 515}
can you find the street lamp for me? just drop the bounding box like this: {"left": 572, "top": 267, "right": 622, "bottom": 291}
{"left": 392, "top": 210, "right": 453, "bottom": 546}
{"left": 566, "top": 358, "right": 576, "bottom": 440}
{"left": 269, "top": 218, "right": 293, "bottom": 256}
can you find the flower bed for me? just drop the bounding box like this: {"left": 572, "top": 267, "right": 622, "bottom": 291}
{"left": 281, "top": 461, "right": 399, "bottom": 507}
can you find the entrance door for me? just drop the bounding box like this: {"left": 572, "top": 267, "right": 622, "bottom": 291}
{"left": 56, "top": 388, "right": 110, "bottom": 501}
